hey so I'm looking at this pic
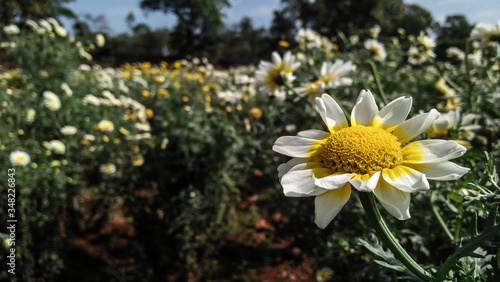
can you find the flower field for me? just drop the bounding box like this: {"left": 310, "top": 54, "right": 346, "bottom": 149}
{"left": 1, "top": 18, "right": 500, "bottom": 281}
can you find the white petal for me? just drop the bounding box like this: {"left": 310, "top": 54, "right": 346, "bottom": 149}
{"left": 277, "top": 158, "right": 306, "bottom": 180}
{"left": 280, "top": 162, "right": 326, "bottom": 197}
{"left": 314, "top": 173, "right": 354, "bottom": 190}
{"left": 351, "top": 89, "right": 378, "bottom": 126}
{"left": 405, "top": 161, "right": 470, "bottom": 180}
{"left": 349, "top": 171, "right": 381, "bottom": 192}
{"left": 315, "top": 94, "right": 348, "bottom": 132}
{"left": 403, "top": 139, "right": 467, "bottom": 164}
{"left": 273, "top": 136, "right": 317, "bottom": 158}
{"left": 314, "top": 184, "right": 351, "bottom": 228}
{"left": 297, "top": 129, "right": 329, "bottom": 140}
{"left": 372, "top": 97, "right": 412, "bottom": 131}
{"left": 392, "top": 109, "right": 440, "bottom": 144}
{"left": 271, "top": 51, "right": 282, "bottom": 64}
{"left": 382, "top": 166, "right": 430, "bottom": 192}
{"left": 373, "top": 182, "right": 411, "bottom": 220}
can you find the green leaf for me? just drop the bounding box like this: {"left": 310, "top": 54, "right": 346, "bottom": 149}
{"left": 448, "top": 191, "right": 464, "bottom": 204}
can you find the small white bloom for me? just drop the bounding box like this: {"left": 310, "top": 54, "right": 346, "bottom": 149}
{"left": 3, "top": 24, "right": 20, "bottom": 35}
{"left": 60, "top": 83, "right": 73, "bottom": 96}
{"left": 100, "top": 163, "right": 116, "bottom": 175}
{"left": 43, "top": 91, "right": 61, "bottom": 111}
{"left": 96, "top": 120, "right": 114, "bottom": 132}
{"left": 60, "top": 125, "right": 77, "bottom": 135}
{"left": 48, "top": 140, "right": 66, "bottom": 154}
{"left": 9, "top": 151, "right": 31, "bottom": 166}
{"left": 26, "top": 109, "right": 36, "bottom": 123}
{"left": 364, "top": 39, "right": 387, "bottom": 61}
{"left": 96, "top": 33, "right": 105, "bottom": 47}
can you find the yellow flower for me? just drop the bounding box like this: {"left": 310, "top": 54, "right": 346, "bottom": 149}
{"left": 146, "top": 108, "right": 154, "bottom": 119}
{"left": 155, "top": 75, "right": 165, "bottom": 83}
{"left": 131, "top": 145, "right": 140, "bottom": 153}
{"left": 133, "top": 155, "right": 145, "bottom": 166}
{"left": 95, "top": 120, "right": 114, "bottom": 132}
{"left": 279, "top": 40, "right": 290, "bottom": 48}
{"left": 158, "top": 89, "right": 170, "bottom": 98}
{"left": 119, "top": 127, "right": 130, "bottom": 136}
{"left": 273, "top": 90, "right": 469, "bottom": 228}
{"left": 160, "top": 138, "right": 169, "bottom": 149}
{"left": 142, "top": 90, "right": 150, "bottom": 97}
{"left": 248, "top": 107, "right": 263, "bottom": 119}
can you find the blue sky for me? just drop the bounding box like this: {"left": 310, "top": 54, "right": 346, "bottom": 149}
{"left": 60, "top": 0, "right": 499, "bottom": 35}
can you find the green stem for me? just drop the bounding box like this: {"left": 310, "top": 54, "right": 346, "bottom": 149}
{"left": 430, "top": 192, "right": 455, "bottom": 242}
{"left": 422, "top": 51, "right": 466, "bottom": 97}
{"left": 453, "top": 207, "right": 463, "bottom": 241}
{"left": 368, "top": 61, "right": 388, "bottom": 105}
{"left": 359, "top": 192, "right": 434, "bottom": 281}
{"left": 283, "top": 80, "right": 302, "bottom": 97}
{"left": 436, "top": 224, "right": 500, "bottom": 281}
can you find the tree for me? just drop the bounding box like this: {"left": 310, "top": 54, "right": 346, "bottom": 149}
{"left": 271, "top": 0, "right": 406, "bottom": 40}
{"left": 140, "top": 0, "right": 230, "bottom": 58}
{"left": 396, "top": 4, "right": 437, "bottom": 36}
{"left": 435, "top": 15, "right": 472, "bottom": 59}
{"left": 0, "top": 0, "right": 75, "bottom": 26}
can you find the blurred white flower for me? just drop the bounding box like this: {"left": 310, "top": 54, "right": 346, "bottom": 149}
{"left": 9, "top": 151, "right": 31, "bottom": 166}
{"left": 43, "top": 91, "right": 61, "bottom": 111}
{"left": 446, "top": 47, "right": 465, "bottom": 60}
{"left": 255, "top": 51, "right": 300, "bottom": 97}
{"left": 60, "top": 125, "right": 77, "bottom": 135}
{"left": 3, "top": 24, "right": 20, "bottom": 35}
{"left": 60, "top": 83, "right": 73, "bottom": 96}
{"left": 26, "top": 109, "right": 36, "bottom": 123}
{"left": 100, "top": 163, "right": 116, "bottom": 175}
{"left": 298, "top": 60, "right": 356, "bottom": 100}
{"left": 364, "top": 39, "right": 387, "bottom": 61}
{"left": 95, "top": 120, "right": 114, "bottom": 132}
{"left": 48, "top": 140, "right": 66, "bottom": 154}
{"left": 216, "top": 90, "right": 243, "bottom": 104}
{"left": 96, "top": 33, "right": 105, "bottom": 47}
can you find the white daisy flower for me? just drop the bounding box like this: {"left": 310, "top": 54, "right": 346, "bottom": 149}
{"left": 273, "top": 90, "right": 469, "bottom": 228}
{"left": 446, "top": 47, "right": 465, "bottom": 60}
{"left": 43, "top": 91, "right": 61, "bottom": 111}
{"left": 48, "top": 140, "right": 66, "bottom": 154}
{"left": 255, "top": 51, "right": 301, "bottom": 97}
{"left": 96, "top": 33, "right": 105, "bottom": 47}
{"left": 95, "top": 120, "right": 114, "bottom": 132}
{"left": 99, "top": 164, "right": 116, "bottom": 175}
{"left": 60, "top": 125, "right": 77, "bottom": 135}
{"left": 364, "top": 39, "right": 387, "bottom": 61}
{"left": 60, "top": 83, "right": 73, "bottom": 96}
{"left": 3, "top": 24, "right": 20, "bottom": 35}
{"left": 26, "top": 109, "right": 36, "bottom": 123}
{"left": 9, "top": 151, "right": 31, "bottom": 166}
{"left": 297, "top": 60, "right": 356, "bottom": 100}
{"left": 216, "top": 90, "right": 243, "bottom": 104}
{"left": 407, "top": 46, "right": 426, "bottom": 65}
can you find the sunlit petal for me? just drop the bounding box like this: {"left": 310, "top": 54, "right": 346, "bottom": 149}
{"left": 351, "top": 89, "right": 378, "bottom": 126}
{"left": 314, "top": 184, "right": 351, "bottom": 228}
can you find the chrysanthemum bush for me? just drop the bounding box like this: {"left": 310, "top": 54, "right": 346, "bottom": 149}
{"left": 0, "top": 18, "right": 499, "bottom": 281}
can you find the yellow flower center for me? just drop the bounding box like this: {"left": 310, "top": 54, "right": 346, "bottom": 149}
{"left": 315, "top": 125, "right": 403, "bottom": 174}
{"left": 369, "top": 46, "right": 381, "bottom": 58}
